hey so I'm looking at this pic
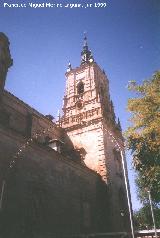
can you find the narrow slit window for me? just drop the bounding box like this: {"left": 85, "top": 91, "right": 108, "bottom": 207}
{"left": 77, "top": 82, "right": 84, "bottom": 94}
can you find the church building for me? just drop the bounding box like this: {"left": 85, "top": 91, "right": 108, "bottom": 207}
{"left": 0, "top": 32, "right": 131, "bottom": 238}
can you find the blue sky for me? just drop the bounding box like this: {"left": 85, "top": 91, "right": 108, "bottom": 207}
{"left": 0, "top": 0, "right": 160, "bottom": 210}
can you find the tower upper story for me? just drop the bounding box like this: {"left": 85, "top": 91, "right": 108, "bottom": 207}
{"left": 61, "top": 35, "right": 121, "bottom": 134}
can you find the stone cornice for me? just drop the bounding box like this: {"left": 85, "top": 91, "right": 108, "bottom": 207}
{"left": 65, "top": 62, "right": 99, "bottom": 77}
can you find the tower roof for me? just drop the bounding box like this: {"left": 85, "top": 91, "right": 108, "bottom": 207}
{"left": 81, "top": 33, "right": 94, "bottom": 65}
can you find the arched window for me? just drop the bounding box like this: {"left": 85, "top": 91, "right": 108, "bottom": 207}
{"left": 77, "top": 81, "right": 84, "bottom": 94}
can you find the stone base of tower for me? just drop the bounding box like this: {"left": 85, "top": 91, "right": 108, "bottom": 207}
{"left": 63, "top": 120, "right": 131, "bottom": 233}
{"left": 66, "top": 120, "right": 108, "bottom": 183}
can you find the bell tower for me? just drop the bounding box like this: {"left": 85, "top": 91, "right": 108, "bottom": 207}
{"left": 61, "top": 35, "right": 123, "bottom": 181}
{"left": 60, "top": 35, "right": 130, "bottom": 231}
